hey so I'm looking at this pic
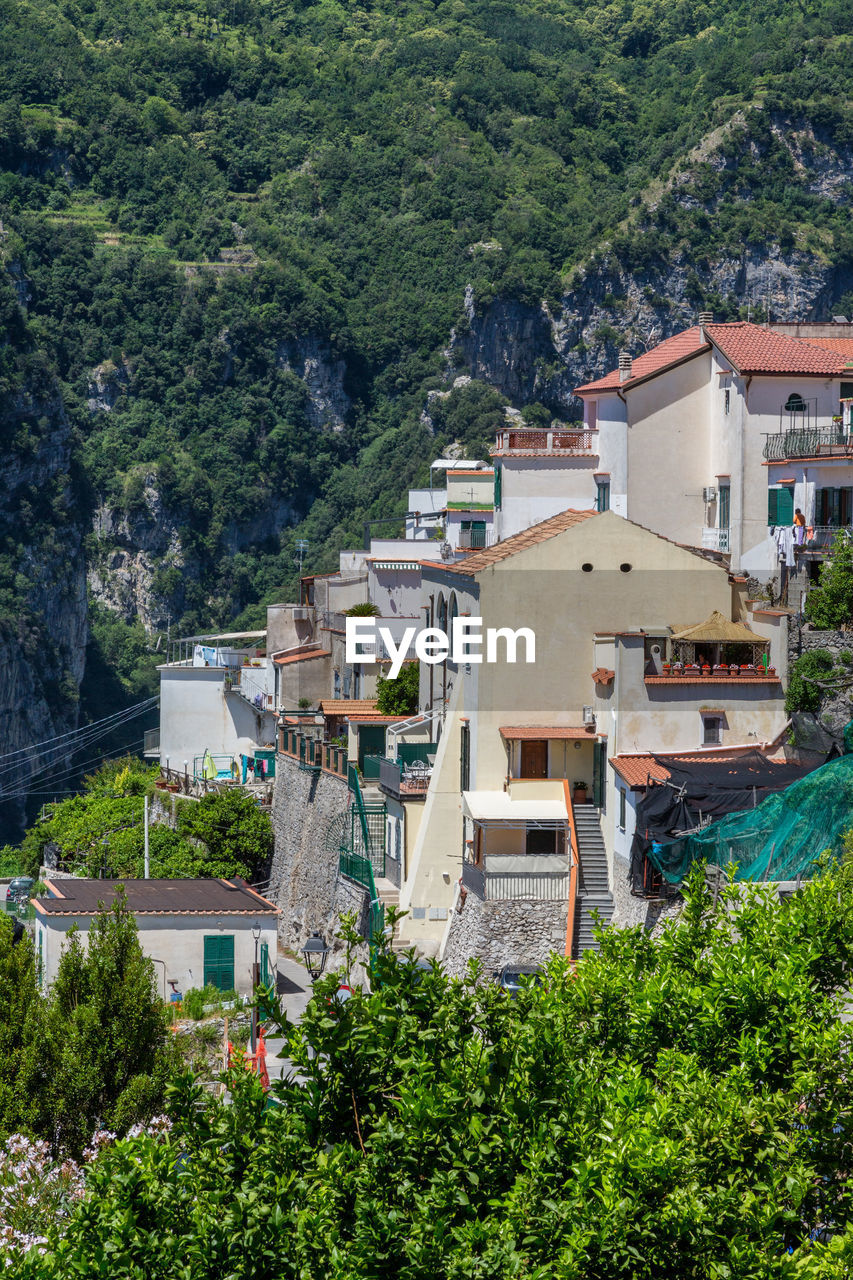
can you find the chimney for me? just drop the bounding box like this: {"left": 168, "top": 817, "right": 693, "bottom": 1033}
{"left": 618, "top": 350, "right": 632, "bottom": 383}
{"left": 698, "top": 311, "right": 713, "bottom": 324}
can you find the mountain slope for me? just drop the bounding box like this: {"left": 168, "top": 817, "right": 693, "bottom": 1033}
{"left": 1, "top": 0, "right": 853, "bottom": 822}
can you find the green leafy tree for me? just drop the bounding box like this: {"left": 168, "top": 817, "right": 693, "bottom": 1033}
{"left": 19, "top": 864, "right": 853, "bottom": 1277}
{"left": 35, "top": 888, "right": 177, "bottom": 1156}
{"left": 375, "top": 661, "right": 419, "bottom": 716}
{"left": 785, "top": 647, "right": 837, "bottom": 714}
{"left": 176, "top": 788, "right": 273, "bottom": 881}
{"left": 0, "top": 919, "right": 42, "bottom": 1140}
{"left": 805, "top": 533, "right": 853, "bottom": 629}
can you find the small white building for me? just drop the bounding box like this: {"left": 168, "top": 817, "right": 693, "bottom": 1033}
{"left": 33, "top": 878, "right": 279, "bottom": 998}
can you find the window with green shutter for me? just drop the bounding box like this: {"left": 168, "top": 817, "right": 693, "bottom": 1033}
{"left": 493, "top": 463, "right": 502, "bottom": 509}
{"left": 768, "top": 485, "right": 794, "bottom": 526}
{"left": 204, "top": 934, "right": 235, "bottom": 992}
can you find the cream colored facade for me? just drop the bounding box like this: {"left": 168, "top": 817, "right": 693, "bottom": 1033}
{"left": 395, "top": 511, "right": 788, "bottom": 952}
{"left": 35, "top": 911, "right": 277, "bottom": 997}
{"left": 581, "top": 336, "right": 851, "bottom": 578}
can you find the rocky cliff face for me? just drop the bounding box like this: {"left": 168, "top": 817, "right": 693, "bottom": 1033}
{"left": 0, "top": 381, "right": 88, "bottom": 839}
{"left": 449, "top": 113, "right": 853, "bottom": 412}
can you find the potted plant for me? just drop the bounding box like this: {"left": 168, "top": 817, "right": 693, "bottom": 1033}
{"left": 767, "top": 665, "right": 777, "bottom": 676}
{"left": 701, "top": 663, "right": 711, "bottom": 675}
{"left": 662, "top": 662, "right": 672, "bottom": 674}
{"left": 573, "top": 780, "right": 588, "bottom": 804}
{"left": 713, "top": 663, "right": 726, "bottom": 675}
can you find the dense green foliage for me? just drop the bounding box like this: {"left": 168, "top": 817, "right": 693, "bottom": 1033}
{"left": 785, "top": 648, "right": 842, "bottom": 715}
{"left": 375, "top": 661, "right": 420, "bottom": 716}
{"left": 1, "top": 0, "right": 853, "bottom": 667}
{"left": 0, "top": 895, "right": 176, "bottom": 1158}
{"left": 805, "top": 533, "right": 853, "bottom": 630}
{"left": 16, "top": 866, "right": 853, "bottom": 1277}
{"left": 19, "top": 758, "right": 272, "bottom": 881}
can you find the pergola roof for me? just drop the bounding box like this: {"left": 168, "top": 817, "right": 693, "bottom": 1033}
{"left": 671, "top": 610, "right": 767, "bottom": 645}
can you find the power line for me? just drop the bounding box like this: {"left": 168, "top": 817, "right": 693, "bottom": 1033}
{"left": 0, "top": 702, "right": 158, "bottom": 792}
{"left": 0, "top": 701, "right": 156, "bottom": 768}
{"left": 0, "top": 737, "right": 147, "bottom": 802}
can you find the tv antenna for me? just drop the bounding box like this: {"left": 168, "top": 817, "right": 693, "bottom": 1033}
{"left": 295, "top": 539, "right": 309, "bottom": 574}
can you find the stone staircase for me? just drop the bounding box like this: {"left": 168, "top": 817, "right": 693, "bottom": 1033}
{"left": 572, "top": 806, "right": 615, "bottom": 957}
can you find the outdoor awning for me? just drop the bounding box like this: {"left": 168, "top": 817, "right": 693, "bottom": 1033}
{"left": 499, "top": 726, "right": 598, "bottom": 740}
{"left": 462, "top": 789, "right": 568, "bottom": 825}
{"left": 370, "top": 561, "right": 423, "bottom": 571}
{"left": 670, "top": 611, "right": 767, "bottom": 645}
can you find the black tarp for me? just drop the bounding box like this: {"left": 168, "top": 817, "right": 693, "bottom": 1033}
{"left": 628, "top": 751, "right": 814, "bottom": 894}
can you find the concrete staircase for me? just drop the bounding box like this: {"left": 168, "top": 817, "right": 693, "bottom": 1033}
{"left": 572, "top": 806, "right": 615, "bottom": 957}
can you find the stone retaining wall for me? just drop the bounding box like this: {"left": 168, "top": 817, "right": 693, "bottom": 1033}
{"left": 440, "top": 887, "right": 567, "bottom": 978}
{"left": 270, "top": 753, "right": 371, "bottom": 961}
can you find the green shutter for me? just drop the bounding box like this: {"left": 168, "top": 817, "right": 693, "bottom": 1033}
{"left": 204, "top": 934, "right": 235, "bottom": 992}
{"left": 494, "top": 463, "right": 502, "bottom": 508}
{"left": 768, "top": 486, "right": 794, "bottom": 526}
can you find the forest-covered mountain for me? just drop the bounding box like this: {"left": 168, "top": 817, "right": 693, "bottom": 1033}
{"left": 1, "top": 0, "right": 853, "bottom": 827}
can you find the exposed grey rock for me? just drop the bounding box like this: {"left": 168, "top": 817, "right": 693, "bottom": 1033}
{"left": 86, "top": 357, "right": 132, "bottom": 413}
{"left": 277, "top": 336, "right": 351, "bottom": 431}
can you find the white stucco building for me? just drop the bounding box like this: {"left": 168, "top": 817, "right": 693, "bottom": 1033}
{"left": 33, "top": 878, "right": 279, "bottom": 997}
{"left": 574, "top": 319, "right": 853, "bottom": 580}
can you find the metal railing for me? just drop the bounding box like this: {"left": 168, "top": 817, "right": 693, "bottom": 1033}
{"left": 224, "top": 669, "right": 272, "bottom": 710}
{"left": 701, "top": 527, "right": 730, "bottom": 553}
{"left": 763, "top": 427, "right": 853, "bottom": 461}
{"left": 493, "top": 428, "right": 595, "bottom": 454}
{"left": 377, "top": 755, "right": 432, "bottom": 797}
{"left": 797, "top": 525, "right": 853, "bottom": 551}
{"left": 143, "top": 728, "right": 160, "bottom": 757}
{"left": 461, "top": 855, "right": 570, "bottom": 901}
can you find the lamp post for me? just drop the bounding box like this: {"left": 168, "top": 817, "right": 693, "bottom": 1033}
{"left": 301, "top": 932, "right": 329, "bottom": 983}
{"left": 251, "top": 919, "right": 261, "bottom": 1055}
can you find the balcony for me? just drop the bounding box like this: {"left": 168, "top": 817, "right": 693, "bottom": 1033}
{"left": 143, "top": 728, "right": 160, "bottom": 758}
{"left": 701, "top": 527, "right": 730, "bottom": 553}
{"left": 458, "top": 526, "right": 491, "bottom": 550}
{"left": 461, "top": 853, "right": 569, "bottom": 901}
{"left": 377, "top": 755, "right": 432, "bottom": 798}
{"left": 492, "top": 428, "right": 596, "bottom": 456}
{"left": 763, "top": 426, "right": 853, "bottom": 462}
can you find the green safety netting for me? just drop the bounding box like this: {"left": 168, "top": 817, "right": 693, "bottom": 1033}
{"left": 646, "top": 752, "right": 853, "bottom": 884}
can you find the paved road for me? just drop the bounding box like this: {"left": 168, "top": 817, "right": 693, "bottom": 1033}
{"left": 264, "top": 955, "right": 314, "bottom": 1083}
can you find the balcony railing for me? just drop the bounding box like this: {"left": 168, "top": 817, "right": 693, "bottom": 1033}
{"left": 143, "top": 728, "right": 160, "bottom": 757}
{"left": 493, "top": 428, "right": 596, "bottom": 455}
{"left": 378, "top": 755, "right": 432, "bottom": 798}
{"left": 459, "top": 527, "right": 491, "bottom": 550}
{"left": 701, "top": 526, "right": 730, "bottom": 553}
{"left": 462, "top": 854, "right": 569, "bottom": 901}
{"left": 797, "top": 525, "right": 853, "bottom": 551}
{"left": 763, "top": 427, "right": 853, "bottom": 462}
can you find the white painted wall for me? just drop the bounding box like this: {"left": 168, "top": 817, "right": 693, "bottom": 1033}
{"left": 36, "top": 913, "right": 278, "bottom": 996}
{"left": 158, "top": 666, "right": 273, "bottom": 771}
{"left": 495, "top": 457, "right": 598, "bottom": 539}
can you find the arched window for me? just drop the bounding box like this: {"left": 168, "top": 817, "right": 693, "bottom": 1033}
{"left": 785, "top": 393, "right": 806, "bottom": 413}
{"left": 437, "top": 593, "right": 448, "bottom": 634}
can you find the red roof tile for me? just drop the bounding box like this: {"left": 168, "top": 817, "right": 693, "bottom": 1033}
{"left": 499, "top": 725, "right": 599, "bottom": 740}
{"left": 319, "top": 699, "right": 378, "bottom": 715}
{"left": 428, "top": 509, "right": 597, "bottom": 576}
{"left": 274, "top": 647, "right": 330, "bottom": 665}
{"left": 706, "top": 323, "right": 847, "bottom": 375}
{"left": 576, "top": 322, "right": 851, "bottom": 396}
{"left": 575, "top": 327, "right": 706, "bottom": 393}
{"left": 796, "top": 336, "right": 853, "bottom": 357}
{"left": 610, "top": 747, "right": 771, "bottom": 788}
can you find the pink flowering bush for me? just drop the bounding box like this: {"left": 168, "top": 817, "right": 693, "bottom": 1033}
{"left": 0, "top": 1119, "right": 172, "bottom": 1265}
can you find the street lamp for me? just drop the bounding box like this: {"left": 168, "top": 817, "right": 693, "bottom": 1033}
{"left": 251, "top": 918, "right": 261, "bottom": 1054}
{"left": 301, "top": 932, "right": 329, "bottom": 983}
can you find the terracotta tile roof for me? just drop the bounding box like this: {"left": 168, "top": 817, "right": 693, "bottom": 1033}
{"left": 450, "top": 468, "right": 494, "bottom": 476}
{"left": 645, "top": 675, "right": 781, "bottom": 685}
{"left": 430, "top": 509, "right": 597, "bottom": 576}
{"left": 34, "top": 878, "right": 278, "bottom": 917}
{"left": 348, "top": 714, "right": 411, "bottom": 724}
{"left": 499, "top": 725, "right": 599, "bottom": 740}
{"left": 575, "top": 327, "right": 706, "bottom": 394}
{"left": 274, "top": 647, "right": 330, "bottom": 665}
{"left": 796, "top": 336, "right": 853, "bottom": 357}
{"left": 575, "top": 322, "right": 851, "bottom": 396}
{"left": 706, "top": 322, "right": 848, "bottom": 375}
{"left": 319, "top": 699, "right": 378, "bottom": 715}
{"left": 490, "top": 450, "right": 597, "bottom": 458}
{"left": 611, "top": 747, "right": 763, "bottom": 788}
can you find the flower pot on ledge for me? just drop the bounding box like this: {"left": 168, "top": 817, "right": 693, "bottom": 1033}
{"left": 573, "top": 783, "right": 588, "bottom": 805}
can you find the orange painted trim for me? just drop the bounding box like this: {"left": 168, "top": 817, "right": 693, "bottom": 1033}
{"left": 563, "top": 779, "right": 579, "bottom": 960}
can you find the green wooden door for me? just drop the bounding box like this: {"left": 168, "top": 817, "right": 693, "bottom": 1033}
{"left": 204, "top": 934, "right": 235, "bottom": 992}
{"left": 358, "top": 724, "right": 386, "bottom": 771}
{"left": 593, "top": 740, "right": 607, "bottom": 810}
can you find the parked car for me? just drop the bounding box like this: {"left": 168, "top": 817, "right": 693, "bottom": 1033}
{"left": 6, "top": 877, "right": 34, "bottom": 911}
{"left": 494, "top": 964, "right": 543, "bottom": 998}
